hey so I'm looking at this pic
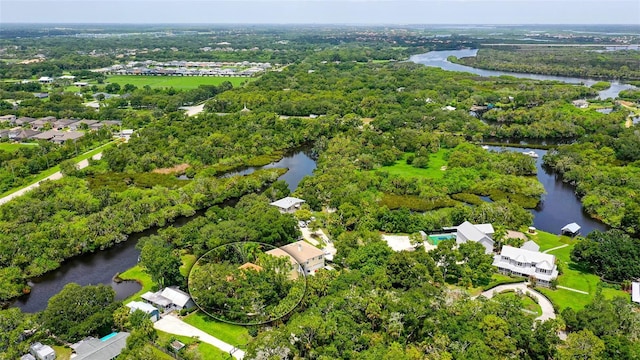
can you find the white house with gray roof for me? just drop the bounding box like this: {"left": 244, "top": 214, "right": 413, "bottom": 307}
{"left": 493, "top": 245, "right": 558, "bottom": 287}
{"left": 270, "top": 197, "right": 305, "bottom": 213}
{"left": 29, "top": 343, "right": 55, "bottom": 360}
{"left": 452, "top": 221, "right": 495, "bottom": 254}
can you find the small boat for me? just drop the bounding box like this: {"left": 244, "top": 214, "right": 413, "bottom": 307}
{"left": 522, "top": 150, "right": 539, "bottom": 158}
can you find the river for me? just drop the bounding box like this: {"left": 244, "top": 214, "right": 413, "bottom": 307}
{"left": 409, "top": 49, "right": 636, "bottom": 99}
{"left": 13, "top": 151, "right": 316, "bottom": 313}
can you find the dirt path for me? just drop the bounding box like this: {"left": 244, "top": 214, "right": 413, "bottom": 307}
{"left": 0, "top": 152, "right": 102, "bottom": 206}
{"left": 154, "top": 314, "right": 244, "bottom": 359}
{"left": 542, "top": 244, "right": 569, "bottom": 254}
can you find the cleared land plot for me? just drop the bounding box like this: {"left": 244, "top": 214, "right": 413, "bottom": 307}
{"left": 378, "top": 150, "right": 449, "bottom": 179}
{"left": 107, "top": 75, "right": 250, "bottom": 89}
{"left": 182, "top": 312, "right": 251, "bottom": 349}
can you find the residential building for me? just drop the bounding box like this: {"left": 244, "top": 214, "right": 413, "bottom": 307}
{"left": 20, "top": 354, "right": 36, "bottom": 360}
{"left": 0, "top": 114, "right": 16, "bottom": 123}
{"left": 31, "top": 130, "right": 58, "bottom": 141}
{"left": 119, "top": 129, "right": 134, "bottom": 141}
{"left": 269, "top": 197, "right": 305, "bottom": 213}
{"left": 15, "top": 117, "right": 36, "bottom": 126}
{"left": 492, "top": 245, "right": 558, "bottom": 287}
{"left": 53, "top": 119, "right": 76, "bottom": 130}
{"left": 9, "top": 128, "right": 40, "bottom": 141}
{"left": 51, "top": 131, "right": 85, "bottom": 144}
{"left": 632, "top": 282, "right": 640, "bottom": 304}
{"left": 69, "top": 119, "right": 98, "bottom": 131}
{"left": 29, "top": 343, "right": 56, "bottom": 360}
{"left": 71, "top": 332, "right": 130, "bottom": 360}
{"left": 126, "top": 301, "right": 160, "bottom": 322}
{"left": 520, "top": 240, "right": 540, "bottom": 252}
{"left": 452, "top": 221, "right": 495, "bottom": 254}
{"left": 265, "top": 247, "right": 303, "bottom": 280}
{"left": 267, "top": 240, "right": 325, "bottom": 276}
{"left": 141, "top": 286, "right": 194, "bottom": 311}
{"left": 38, "top": 77, "right": 54, "bottom": 84}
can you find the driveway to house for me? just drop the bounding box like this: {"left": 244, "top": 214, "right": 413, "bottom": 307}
{"left": 154, "top": 314, "right": 245, "bottom": 359}
{"left": 0, "top": 153, "right": 102, "bottom": 206}
{"left": 478, "top": 282, "right": 556, "bottom": 322}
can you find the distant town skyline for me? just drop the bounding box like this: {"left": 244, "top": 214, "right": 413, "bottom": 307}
{"left": 2, "top": 0, "right": 639, "bottom": 25}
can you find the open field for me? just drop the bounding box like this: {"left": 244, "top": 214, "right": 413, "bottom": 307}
{"left": 0, "top": 143, "right": 39, "bottom": 151}
{"left": 107, "top": 75, "right": 250, "bottom": 89}
{"left": 183, "top": 312, "right": 251, "bottom": 349}
{"left": 530, "top": 230, "right": 628, "bottom": 311}
{"left": 377, "top": 150, "right": 450, "bottom": 179}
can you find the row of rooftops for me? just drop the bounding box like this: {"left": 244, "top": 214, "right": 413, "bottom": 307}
{"left": 0, "top": 114, "right": 121, "bottom": 130}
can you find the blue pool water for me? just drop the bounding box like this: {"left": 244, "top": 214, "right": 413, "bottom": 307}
{"left": 428, "top": 234, "right": 456, "bottom": 245}
{"left": 100, "top": 332, "right": 118, "bottom": 342}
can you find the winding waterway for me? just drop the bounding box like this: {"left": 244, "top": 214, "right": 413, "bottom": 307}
{"left": 13, "top": 51, "right": 622, "bottom": 312}
{"left": 409, "top": 49, "right": 636, "bottom": 99}
{"left": 13, "top": 152, "right": 316, "bottom": 313}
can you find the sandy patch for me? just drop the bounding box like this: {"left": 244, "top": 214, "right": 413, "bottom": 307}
{"left": 152, "top": 163, "right": 190, "bottom": 174}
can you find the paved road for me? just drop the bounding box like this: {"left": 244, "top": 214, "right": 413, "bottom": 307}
{"left": 0, "top": 152, "right": 102, "bottom": 206}
{"left": 479, "top": 282, "right": 556, "bottom": 322}
{"left": 154, "top": 314, "right": 245, "bottom": 359}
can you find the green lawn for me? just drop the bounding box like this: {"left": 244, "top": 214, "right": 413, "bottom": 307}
{"left": 119, "top": 265, "right": 155, "bottom": 303}
{"left": 53, "top": 345, "right": 72, "bottom": 360}
{"left": 528, "top": 230, "right": 629, "bottom": 311}
{"left": 183, "top": 312, "right": 251, "bottom": 348}
{"left": 493, "top": 292, "right": 542, "bottom": 317}
{"left": 0, "top": 143, "right": 39, "bottom": 151}
{"left": 0, "top": 140, "right": 116, "bottom": 199}
{"left": 377, "top": 150, "right": 450, "bottom": 179}
{"left": 180, "top": 253, "right": 197, "bottom": 277}
{"left": 107, "top": 75, "right": 250, "bottom": 90}
{"left": 157, "top": 330, "right": 230, "bottom": 360}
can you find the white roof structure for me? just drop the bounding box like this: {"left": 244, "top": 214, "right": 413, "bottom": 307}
{"left": 561, "top": 223, "right": 581, "bottom": 234}
{"left": 29, "top": 343, "right": 55, "bottom": 360}
{"left": 493, "top": 245, "right": 558, "bottom": 282}
{"left": 160, "top": 287, "right": 192, "bottom": 308}
{"left": 269, "top": 197, "right": 305, "bottom": 211}
{"left": 474, "top": 223, "right": 495, "bottom": 235}
{"left": 141, "top": 291, "right": 172, "bottom": 308}
{"left": 520, "top": 240, "right": 540, "bottom": 252}
{"left": 455, "top": 221, "right": 495, "bottom": 254}
{"left": 126, "top": 301, "right": 158, "bottom": 314}
{"left": 500, "top": 245, "right": 555, "bottom": 265}
{"left": 632, "top": 282, "right": 640, "bottom": 304}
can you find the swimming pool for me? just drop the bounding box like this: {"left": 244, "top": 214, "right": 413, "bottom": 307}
{"left": 100, "top": 332, "right": 118, "bottom": 342}
{"left": 428, "top": 233, "right": 456, "bottom": 245}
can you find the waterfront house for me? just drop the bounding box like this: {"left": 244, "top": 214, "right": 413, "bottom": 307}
{"left": 29, "top": 343, "right": 56, "bottom": 360}
{"left": 269, "top": 197, "right": 305, "bottom": 213}
{"left": 71, "top": 332, "right": 130, "bottom": 360}
{"left": 451, "top": 221, "right": 495, "bottom": 254}
{"left": 126, "top": 301, "right": 160, "bottom": 322}
{"left": 141, "top": 286, "right": 194, "bottom": 311}
{"left": 493, "top": 245, "right": 558, "bottom": 287}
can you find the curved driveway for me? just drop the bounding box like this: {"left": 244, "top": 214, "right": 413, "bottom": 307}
{"left": 478, "top": 282, "right": 556, "bottom": 322}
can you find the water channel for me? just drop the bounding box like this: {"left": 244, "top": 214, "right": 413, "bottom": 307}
{"left": 409, "top": 49, "right": 636, "bottom": 99}
{"left": 14, "top": 151, "right": 316, "bottom": 313}
{"left": 14, "top": 51, "right": 623, "bottom": 312}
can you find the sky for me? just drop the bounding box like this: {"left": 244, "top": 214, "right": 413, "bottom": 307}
{"left": 1, "top": 0, "right": 639, "bottom": 25}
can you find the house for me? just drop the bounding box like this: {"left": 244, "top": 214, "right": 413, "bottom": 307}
{"left": 520, "top": 240, "right": 540, "bottom": 252}
{"left": 38, "top": 76, "right": 54, "bottom": 84}
{"left": 561, "top": 222, "right": 581, "bottom": 237}
{"left": 89, "top": 122, "right": 104, "bottom": 131}
{"left": 30, "top": 130, "right": 59, "bottom": 141}
{"left": 71, "top": 332, "right": 130, "bottom": 360}
{"left": 69, "top": 119, "right": 98, "bottom": 131}
{"left": 265, "top": 247, "right": 303, "bottom": 280}
{"left": 20, "top": 354, "right": 36, "bottom": 360}
{"left": 452, "top": 221, "right": 495, "bottom": 254}
{"left": 141, "top": 286, "right": 194, "bottom": 311}
{"left": 10, "top": 128, "right": 40, "bottom": 141}
{"left": 53, "top": 119, "right": 76, "bottom": 130}
{"left": 15, "top": 117, "right": 36, "bottom": 126}
{"left": 0, "top": 129, "right": 9, "bottom": 138}
{"left": 73, "top": 81, "right": 89, "bottom": 87}
{"left": 31, "top": 117, "right": 56, "bottom": 130}
{"left": 442, "top": 105, "right": 457, "bottom": 111}
{"left": 269, "top": 197, "right": 305, "bottom": 213}
{"left": 120, "top": 129, "right": 134, "bottom": 141}
{"left": 492, "top": 245, "right": 558, "bottom": 287}
{"left": 0, "top": 114, "right": 17, "bottom": 123}
{"left": 268, "top": 240, "right": 325, "bottom": 276}
{"left": 126, "top": 301, "right": 160, "bottom": 322}
{"left": 572, "top": 99, "right": 589, "bottom": 109}
{"left": 34, "top": 93, "right": 49, "bottom": 99}
{"left": 29, "top": 343, "right": 56, "bottom": 360}
{"left": 632, "top": 282, "right": 640, "bottom": 304}
{"left": 51, "top": 131, "right": 85, "bottom": 144}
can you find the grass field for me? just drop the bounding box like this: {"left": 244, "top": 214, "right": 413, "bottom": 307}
{"left": 157, "top": 330, "right": 231, "bottom": 360}
{"left": 119, "top": 265, "right": 155, "bottom": 303}
{"left": 529, "top": 230, "right": 628, "bottom": 311}
{"left": 183, "top": 312, "right": 251, "bottom": 348}
{"left": 378, "top": 150, "right": 450, "bottom": 179}
{"left": 0, "top": 143, "right": 39, "bottom": 151}
{"left": 493, "top": 292, "right": 542, "bottom": 317}
{"left": 107, "top": 75, "right": 250, "bottom": 89}
{"left": 53, "top": 345, "right": 72, "bottom": 360}
{"left": 180, "top": 253, "right": 197, "bottom": 277}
